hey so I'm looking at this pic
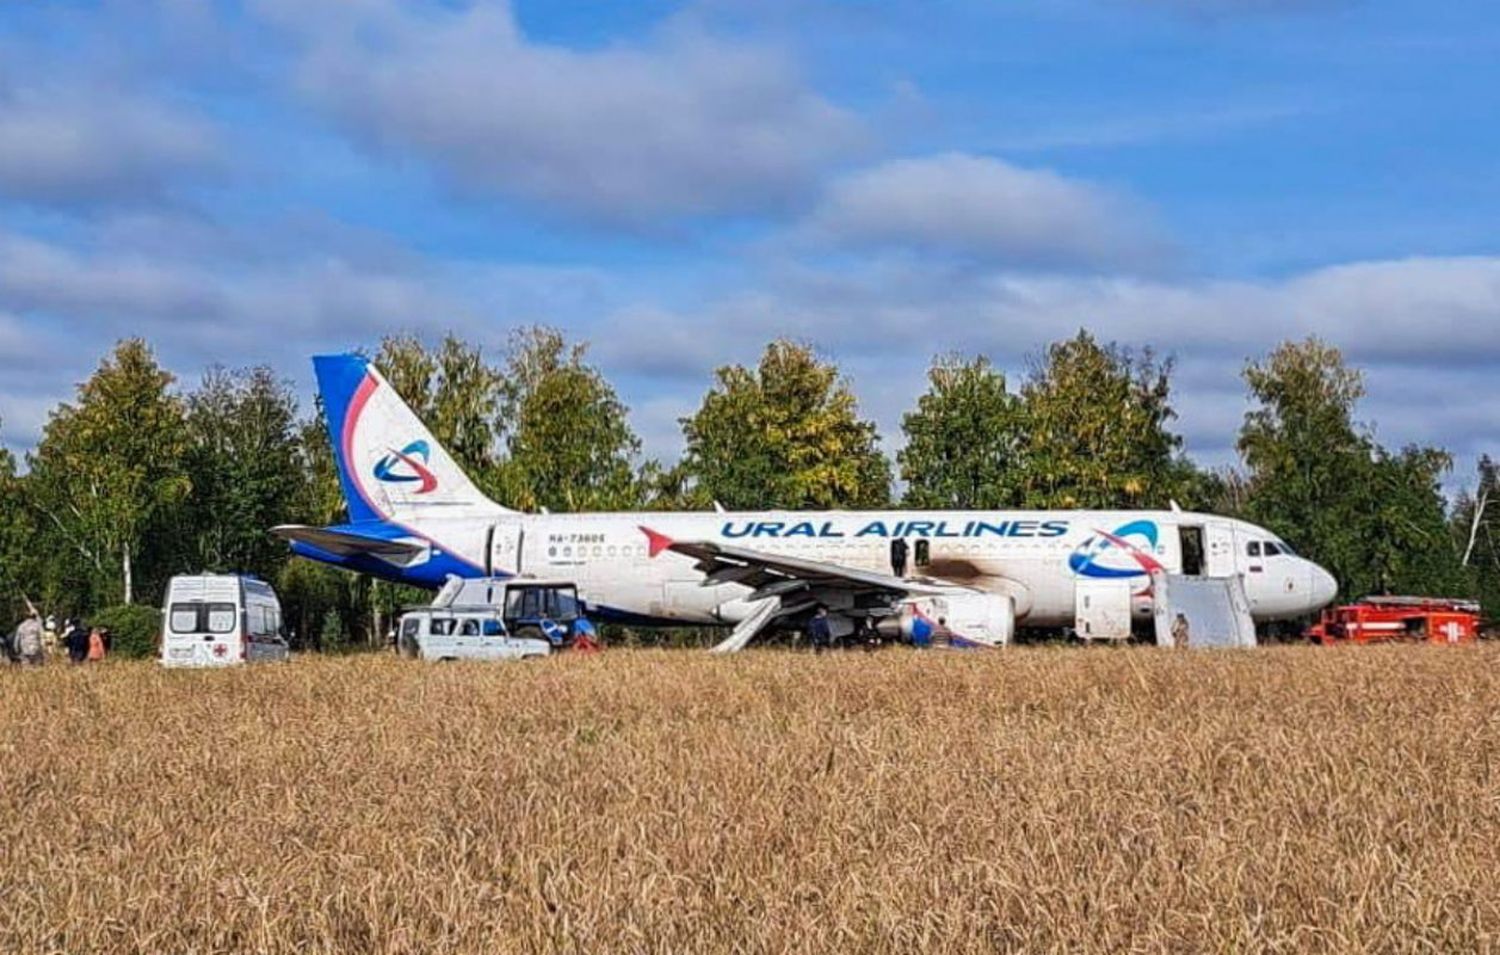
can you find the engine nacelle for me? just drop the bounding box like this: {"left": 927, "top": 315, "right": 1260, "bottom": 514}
{"left": 885, "top": 593, "right": 1015, "bottom": 648}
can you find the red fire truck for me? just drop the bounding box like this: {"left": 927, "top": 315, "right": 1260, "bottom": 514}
{"left": 1306, "top": 596, "right": 1481, "bottom": 645}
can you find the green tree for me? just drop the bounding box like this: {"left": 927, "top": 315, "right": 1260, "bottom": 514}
{"left": 680, "top": 339, "right": 891, "bottom": 510}
{"left": 0, "top": 427, "right": 32, "bottom": 619}
{"left": 182, "top": 366, "right": 302, "bottom": 580}
{"left": 1238, "top": 338, "right": 1461, "bottom": 599}
{"left": 375, "top": 334, "right": 504, "bottom": 493}
{"left": 899, "top": 354, "right": 1026, "bottom": 509}
{"left": 1452, "top": 455, "right": 1500, "bottom": 615}
{"left": 1016, "top": 331, "right": 1201, "bottom": 509}
{"left": 1361, "top": 445, "right": 1462, "bottom": 597}
{"left": 497, "top": 326, "right": 646, "bottom": 512}
{"left": 26, "top": 339, "right": 189, "bottom": 606}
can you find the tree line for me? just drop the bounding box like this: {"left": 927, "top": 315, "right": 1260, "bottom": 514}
{"left": 0, "top": 327, "right": 1493, "bottom": 649}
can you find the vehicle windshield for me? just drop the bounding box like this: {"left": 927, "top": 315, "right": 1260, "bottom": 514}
{"left": 505, "top": 586, "right": 580, "bottom": 621}
{"left": 169, "top": 602, "right": 237, "bottom": 634}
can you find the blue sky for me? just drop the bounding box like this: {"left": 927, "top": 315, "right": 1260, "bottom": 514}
{"left": 1, "top": 0, "right": 1497, "bottom": 487}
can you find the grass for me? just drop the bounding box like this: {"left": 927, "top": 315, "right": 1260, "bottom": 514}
{"left": 2, "top": 644, "right": 1499, "bottom": 953}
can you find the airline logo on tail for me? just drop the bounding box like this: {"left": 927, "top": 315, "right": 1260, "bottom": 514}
{"left": 1068, "top": 520, "right": 1165, "bottom": 580}
{"left": 373, "top": 440, "right": 438, "bottom": 494}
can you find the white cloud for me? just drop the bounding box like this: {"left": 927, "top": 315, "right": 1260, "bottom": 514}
{"left": 265, "top": 1, "right": 862, "bottom": 225}
{"left": 0, "top": 78, "right": 221, "bottom": 206}
{"left": 801, "top": 153, "right": 1169, "bottom": 270}
{"left": 589, "top": 253, "right": 1500, "bottom": 469}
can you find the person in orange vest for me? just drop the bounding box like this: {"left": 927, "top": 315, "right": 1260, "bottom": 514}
{"left": 87, "top": 625, "right": 107, "bottom": 662}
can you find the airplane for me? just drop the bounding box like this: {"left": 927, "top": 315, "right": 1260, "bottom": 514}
{"left": 273, "top": 354, "right": 1339, "bottom": 650}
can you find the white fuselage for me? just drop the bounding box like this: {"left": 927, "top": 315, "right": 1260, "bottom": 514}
{"left": 405, "top": 508, "right": 1337, "bottom": 628}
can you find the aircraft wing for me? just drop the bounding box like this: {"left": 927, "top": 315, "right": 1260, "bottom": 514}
{"left": 271, "top": 525, "right": 428, "bottom": 564}
{"left": 639, "top": 526, "right": 965, "bottom": 652}
{"left": 644, "top": 530, "right": 948, "bottom": 596}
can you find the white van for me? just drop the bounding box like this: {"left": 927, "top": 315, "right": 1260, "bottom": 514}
{"left": 160, "top": 574, "right": 290, "bottom": 667}
{"left": 396, "top": 606, "right": 551, "bottom": 661}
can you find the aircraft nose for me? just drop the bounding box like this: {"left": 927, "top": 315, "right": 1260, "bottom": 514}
{"left": 1308, "top": 563, "right": 1338, "bottom": 609}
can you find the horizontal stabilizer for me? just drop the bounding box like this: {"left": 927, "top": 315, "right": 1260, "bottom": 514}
{"left": 271, "top": 525, "right": 429, "bottom": 566}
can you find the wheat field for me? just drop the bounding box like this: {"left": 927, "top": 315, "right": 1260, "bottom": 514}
{"left": 2, "top": 644, "right": 1498, "bottom": 954}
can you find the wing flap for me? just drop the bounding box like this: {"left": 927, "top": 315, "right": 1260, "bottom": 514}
{"left": 272, "top": 524, "right": 429, "bottom": 565}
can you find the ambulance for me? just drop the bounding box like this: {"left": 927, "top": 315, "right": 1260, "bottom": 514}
{"left": 159, "top": 574, "right": 291, "bottom": 667}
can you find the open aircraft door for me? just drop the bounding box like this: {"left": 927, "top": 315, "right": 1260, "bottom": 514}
{"left": 488, "top": 521, "right": 525, "bottom": 577}
{"left": 1205, "top": 522, "right": 1236, "bottom": 577}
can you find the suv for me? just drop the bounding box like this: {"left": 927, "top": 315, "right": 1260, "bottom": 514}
{"left": 395, "top": 607, "right": 551, "bottom": 661}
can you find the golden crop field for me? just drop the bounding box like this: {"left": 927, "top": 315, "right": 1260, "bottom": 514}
{"left": 3, "top": 644, "right": 1499, "bottom": 954}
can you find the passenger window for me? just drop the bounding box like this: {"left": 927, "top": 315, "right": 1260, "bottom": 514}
{"left": 1246, "top": 541, "right": 1261, "bottom": 557}
{"left": 429, "top": 618, "right": 455, "bottom": 636}
{"left": 402, "top": 618, "right": 420, "bottom": 638}
{"left": 460, "top": 619, "right": 480, "bottom": 636}
{"left": 482, "top": 620, "right": 502, "bottom": 636}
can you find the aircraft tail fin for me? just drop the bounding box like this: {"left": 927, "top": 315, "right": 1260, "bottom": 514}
{"left": 312, "top": 354, "right": 510, "bottom": 524}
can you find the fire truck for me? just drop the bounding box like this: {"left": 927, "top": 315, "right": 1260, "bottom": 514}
{"left": 1306, "top": 596, "right": 1481, "bottom": 645}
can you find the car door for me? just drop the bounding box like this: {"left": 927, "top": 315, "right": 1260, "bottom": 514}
{"left": 456, "top": 617, "right": 485, "bottom": 659}
{"left": 427, "top": 615, "right": 457, "bottom": 659}
{"left": 479, "top": 616, "right": 508, "bottom": 658}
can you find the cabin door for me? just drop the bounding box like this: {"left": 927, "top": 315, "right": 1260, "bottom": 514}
{"left": 1204, "top": 522, "right": 1236, "bottom": 578}
{"left": 488, "top": 522, "right": 525, "bottom": 577}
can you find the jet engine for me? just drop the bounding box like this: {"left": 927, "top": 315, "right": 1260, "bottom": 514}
{"left": 882, "top": 593, "right": 1015, "bottom": 647}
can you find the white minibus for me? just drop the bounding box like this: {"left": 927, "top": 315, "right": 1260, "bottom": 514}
{"left": 160, "top": 574, "right": 290, "bottom": 667}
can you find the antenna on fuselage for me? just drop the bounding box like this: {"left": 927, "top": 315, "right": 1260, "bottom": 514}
{"left": 1169, "top": 500, "right": 1182, "bottom": 513}
{"left": 713, "top": 500, "right": 726, "bottom": 514}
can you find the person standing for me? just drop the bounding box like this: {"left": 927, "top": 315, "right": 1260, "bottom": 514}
{"left": 807, "top": 607, "right": 832, "bottom": 654}
{"left": 891, "top": 538, "right": 909, "bottom": 578}
{"left": 87, "top": 626, "right": 107, "bottom": 662}
{"left": 65, "top": 618, "right": 89, "bottom": 664}
{"left": 1170, "top": 612, "right": 1191, "bottom": 649}
{"left": 14, "top": 610, "right": 44, "bottom": 666}
{"left": 42, "top": 615, "right": 60, "bottom": 660}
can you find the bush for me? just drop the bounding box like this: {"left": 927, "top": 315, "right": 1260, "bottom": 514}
{"left": 91, "top": 604, "right": 163, "bottom": 660}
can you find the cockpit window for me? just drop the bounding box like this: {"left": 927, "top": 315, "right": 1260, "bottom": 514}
{"left": 1246, "top": 541, "right": 1262, "bottom": 557}
{"left": 1263, "top": 541, "right": 1282, "bottom": 557}
{"left": 1275, "top": 540, "right": 1296, "bottom": 556}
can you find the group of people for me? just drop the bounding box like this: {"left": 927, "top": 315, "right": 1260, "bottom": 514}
{"left": 4, "top": 609, "right": 109, "bottom": 667}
